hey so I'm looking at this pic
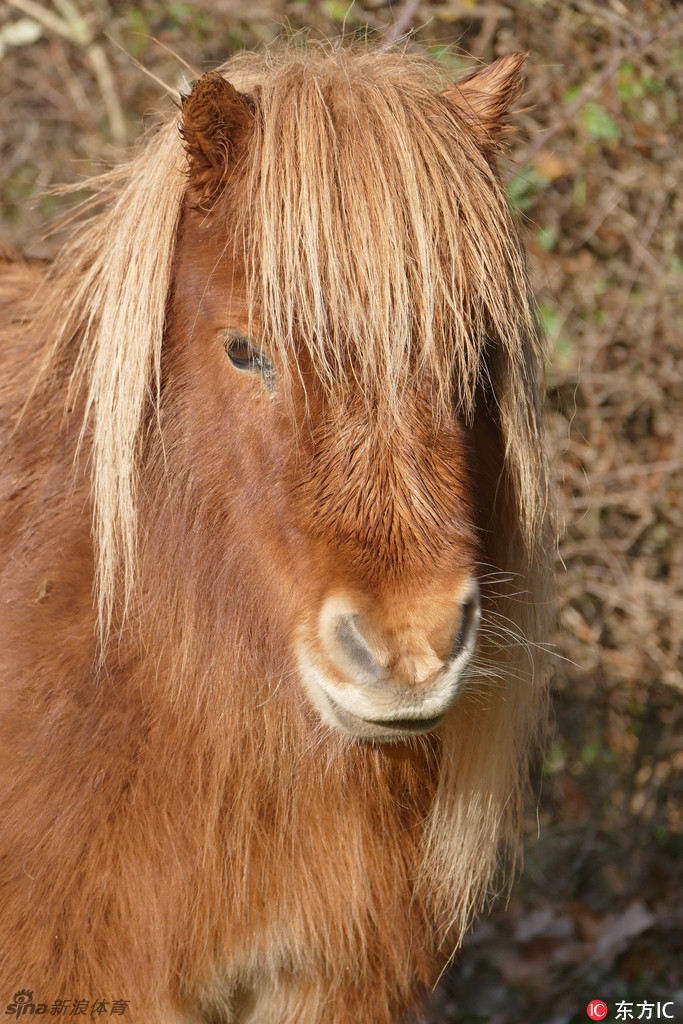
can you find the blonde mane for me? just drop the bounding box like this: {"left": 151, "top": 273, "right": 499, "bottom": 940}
{"left": 41, "top": 42, "right": 550, "bottom": 944}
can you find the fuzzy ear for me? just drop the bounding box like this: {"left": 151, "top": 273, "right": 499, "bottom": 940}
{"left": 442, "top": 53, "right": 527, "bottom": 147}
{"left": 180, "top": 71, "right": 254, "bottom": 202}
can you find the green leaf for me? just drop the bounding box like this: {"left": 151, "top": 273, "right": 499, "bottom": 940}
{"left": 166, "top": 2, "right": 192, "bottom": 21}
{"left": 618, "top": 64, "right": 645, "bottom": 100}
{"left": 507, "top": 164, "right": 550, "bottom": 212}
{"left": 125, "top": 9, "right": 150, "bottom": 60}
{"left": 581, "top": 742, "right": 601, "bottom": 766}
{"left": 322, "top": 0, "right": 358, "bottom": 22}
{"left": 543, "top": 743, "right": 567, "bottom": 775}
{"left": 428, "top": 45, "right": 466, "bottom": 70}
{"left": 582, "top": 102, "right": 621, "bottom": 142}
{"left": 536, "top": 226, "right": 556, "bottom": 251}
{"left": 539, "top": 302, "right": 561, "bottom": 341}
{"left": 642, "top": 74, "right": 664, "bottom": 94}
{"left": 573, "top": 174, "right": 586, "bottom": 211}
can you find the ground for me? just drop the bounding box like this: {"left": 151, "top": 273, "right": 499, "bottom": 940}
{"left": 0, "top": 2, "right": 681, "bottom": 1022}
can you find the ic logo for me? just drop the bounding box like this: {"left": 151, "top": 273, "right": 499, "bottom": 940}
{"left": 587, "top": 1001, "right": 608, "bottom": 1020}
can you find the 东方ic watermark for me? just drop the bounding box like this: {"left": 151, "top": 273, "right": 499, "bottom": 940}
{"left": 587, "top": 999, "right": 677, "bottom": 1021}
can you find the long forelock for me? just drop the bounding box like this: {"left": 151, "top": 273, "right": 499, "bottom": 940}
{"left": 230, "top": 47, "right": 537, "bottom": 419}
{"left": 46, "top": 41, "right": 547, "bottom": 647}
{"left": 230, "top": 46, "right": 548, "bottom": 562}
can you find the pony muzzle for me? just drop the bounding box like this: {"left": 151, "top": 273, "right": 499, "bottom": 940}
{"left": 295, "top": 583, "right": 480, "bottom": 741}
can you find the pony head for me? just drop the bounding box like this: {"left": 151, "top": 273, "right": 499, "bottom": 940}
{"left": 131, "top": 46, "right": 547, "bottom": 742}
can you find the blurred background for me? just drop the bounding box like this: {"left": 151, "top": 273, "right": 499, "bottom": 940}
{"left": 0, "top": 1, "right": 680, "bottom": 1020}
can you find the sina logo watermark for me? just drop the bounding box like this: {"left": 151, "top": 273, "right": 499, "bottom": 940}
{"left": 4, "top": 991, "right": 48, "bottom": 1017}
{"left": 4, "top": 991, "right": 128, "bottom": 1016}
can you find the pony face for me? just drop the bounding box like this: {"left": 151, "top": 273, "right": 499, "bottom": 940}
{"left": 165, "top": 199, "right": 481, "bottom": 740}
{"left": 89, "top": 44, "right": 547, "bottom": 749}
{"left": 151, "top": 47, "right": 545, "bottom": 743}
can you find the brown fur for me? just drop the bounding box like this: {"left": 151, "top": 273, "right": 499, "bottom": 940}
{"left": 0, "top": 43, "right": 550, "bottom": 1023}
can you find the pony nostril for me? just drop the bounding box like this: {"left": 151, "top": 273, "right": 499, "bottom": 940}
{"left": 449, "top": 589, "right": 480, "bottom": 663}
{"left": 306, "top": 587, "right": 481, "bottom": 737}
{"left": 334, "top": 614, "right": 380, "bottom": 682}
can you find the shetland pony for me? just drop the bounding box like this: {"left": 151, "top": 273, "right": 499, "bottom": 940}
{"left": 0, "top": 45, "right": 549, "bottom": 1023}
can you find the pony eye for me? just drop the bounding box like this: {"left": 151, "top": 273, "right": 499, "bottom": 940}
{"left": 223, "top": 332, "right": 275, "bottom": 390}
{"left": 224, "top": 333, "right": 256, "bottom": 368}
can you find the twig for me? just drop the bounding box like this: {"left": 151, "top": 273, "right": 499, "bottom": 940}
{"left": 7, "top": 0, "right": 127, "bottom": 149}
{"left": 86, "top": 41, "right": 127, "bottom": 149}
{"left": 105, "top": 32, "right": 181, "bottom": 100}
{"left": 147, "top": 35, "right": 199, "bottom": 80}
{"left": 584, "top": 458, "right": 683, "bottom": 486}
{"left": 383, "top": 0, "right": 421, "bottom": 45}
{"left": 7, "top": 0, "right": 74, "bottom": 41}
{"left": 470, "top": 5, "right": 502, "bottom": 60}
{"left": 604, "top": 195, "right": 667, "bottom": 344}
{"left": 572, "top": 183, "right": 623, "bottom": 249}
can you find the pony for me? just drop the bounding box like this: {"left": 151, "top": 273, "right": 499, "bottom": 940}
{"left": 0, "top": 43, "right": 550, "bottom": 1024}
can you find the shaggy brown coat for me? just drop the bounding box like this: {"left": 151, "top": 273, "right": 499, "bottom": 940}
{"left": 0, "top": 45, "right": 550, "bottom": 1024}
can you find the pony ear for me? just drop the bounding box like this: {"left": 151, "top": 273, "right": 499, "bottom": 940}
{"left": 441, "top": 53, "right": 527, "bottom": 147}
{"left": 180, "top": 71, "right": 254, "bottom": 202}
